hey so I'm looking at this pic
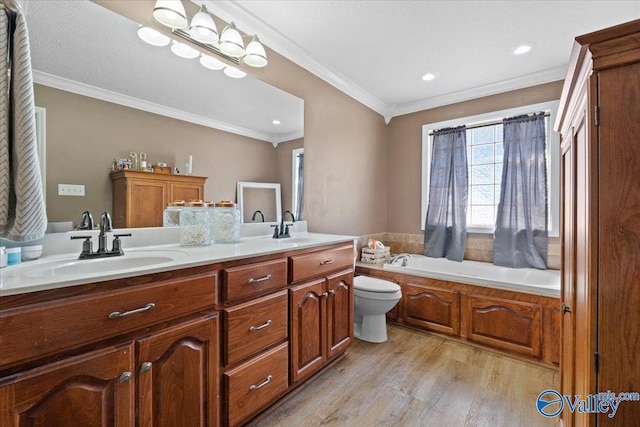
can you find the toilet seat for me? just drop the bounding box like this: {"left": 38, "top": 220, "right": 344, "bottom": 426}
{"left": 354, "top": 276, "right": 400, "bottom": 293}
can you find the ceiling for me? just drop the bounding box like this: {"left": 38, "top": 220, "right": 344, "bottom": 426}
{"left": 25, "top": 0, "right": 304, "bottom": 144}
{"left": 204, "top": 0, "right": 640, "bottom": 120}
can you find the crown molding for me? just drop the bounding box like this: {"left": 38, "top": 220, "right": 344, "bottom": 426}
{"left": 389, "top": 65, "right": 568, "bottom": 118}
{"left": 32, "top": 70, "right": 278, "bottom": 144}
{"left": 201, "top": 0, "right": 391, "bottom": 117}
{"left": 201, "top": 1, "right": 568, "bottom": 122}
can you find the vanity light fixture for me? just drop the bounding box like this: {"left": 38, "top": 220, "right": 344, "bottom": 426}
{"left": 153, "top": 0, "right": 187, "bottom": 29}
{"left": 188, "top": 5, "right": 218, "bottom": 44}
{"left": 223, "top": 66, "right": 247, "bottom": 79}
{"left": 137, "top": 26, "right": 170, "bottom": 47}
{"left": 243, "top": 35, "right": 268, "bottom": 67}
{"left": 218, "top": 22, "right": 245, "bottom": 58}
{"left": 170, "top": 40, "right": 199, "bottom": 59}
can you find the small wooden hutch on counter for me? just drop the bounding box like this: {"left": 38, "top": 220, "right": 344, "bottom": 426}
{"left": 110, "top": 170, "right": 207, "bottom": 228}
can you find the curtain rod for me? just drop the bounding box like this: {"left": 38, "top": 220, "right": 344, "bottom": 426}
{"left": 428, "top": 112, "right": 550, "bottom": 136}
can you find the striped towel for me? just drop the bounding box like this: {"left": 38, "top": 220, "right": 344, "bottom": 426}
{"left": 0, "top": 5, "right": 47, "bottom": 241}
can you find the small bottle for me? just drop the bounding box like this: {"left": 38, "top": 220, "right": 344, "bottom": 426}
{"left": 163, "top": 201, "right": 185, "bottom": 227}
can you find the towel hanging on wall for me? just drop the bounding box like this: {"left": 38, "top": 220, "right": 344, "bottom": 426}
{"left": 0, "top": 3, "right": 47, "bottom": 241}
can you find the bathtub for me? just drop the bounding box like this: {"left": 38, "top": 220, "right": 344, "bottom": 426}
{"left": 383, "top": 255, "right": 560, "bottom": 297}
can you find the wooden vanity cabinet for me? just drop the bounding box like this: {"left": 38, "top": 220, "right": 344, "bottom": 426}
{"left": 289, "top": 244, "right": 354, "bottom": 385}
{"left": 220, "top": 259, "right": 290, "bottom": 426}
{"left": 0, "top": 267, "right": 219, "bottom": 427}
{"left": 110, "top": 170, "right": 207, "bottom": 228}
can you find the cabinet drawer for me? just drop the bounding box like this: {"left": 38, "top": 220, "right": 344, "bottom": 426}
{"left": 0, "top": 271, "right": 217, "bottom": 368}
{"left": 222, "top": 259, "right": 287, "bottom": 303}
{"left": 289, "top": 244, "right": 354, "bottom": 283}
{"left": 224, "top": 291, "right": 288, "bottom": 366}
{"left": 224, "top": 342, "right": 288, "bottom": 426}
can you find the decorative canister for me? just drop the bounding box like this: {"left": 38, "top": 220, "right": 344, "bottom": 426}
{"left": 179, "top": 201, "right": 212, "bottom": 246}
{"left": 163, "top": 200, "right": 185, "bottom": 227}
{"left": 212, "top": 201, "right": 240, "bottom": 243}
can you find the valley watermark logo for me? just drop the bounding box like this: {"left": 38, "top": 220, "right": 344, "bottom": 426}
{"left": 536, "top": 389, "right": 640, "bottom": 418}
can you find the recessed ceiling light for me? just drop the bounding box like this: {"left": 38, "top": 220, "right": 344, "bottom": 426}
{"left": 272, "top": 120, "right": 281, "bottom": 125}
{"left": 422, "top": 73, "right": 436, "bottom": 81}
{"left": 513, "top": 44, "right": 532, "bottom": 55}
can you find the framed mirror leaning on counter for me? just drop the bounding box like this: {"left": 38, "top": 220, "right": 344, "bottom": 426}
{"left": 237, "top": 182, "right": 281, "bottom": 224}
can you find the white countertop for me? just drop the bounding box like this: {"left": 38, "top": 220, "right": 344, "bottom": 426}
{"left": 0, "top": 232, "right": 356, "bottom": 297}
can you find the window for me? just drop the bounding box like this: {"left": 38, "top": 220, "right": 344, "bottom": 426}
{"left": 421, "top": 101, "right": 560, "bottom": 236}
{"left": 292, "top": 147, "right": 304, "bottom": 217}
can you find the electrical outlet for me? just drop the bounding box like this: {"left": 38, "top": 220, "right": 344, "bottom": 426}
{"left": 58, "top": 184, "right": 85, "bottom": 196}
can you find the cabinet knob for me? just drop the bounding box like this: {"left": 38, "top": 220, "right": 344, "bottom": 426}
{"left": 140, "top": 362, "right": 152, "bottom": 373}
{"left": 328, "top": 289, "right": 336, "bottom": 295}
{"left": 119, "top": 372, "right": 133, "bottom": 383}
{"left": 562, "top": 303, "right": 572, "bottom": 314}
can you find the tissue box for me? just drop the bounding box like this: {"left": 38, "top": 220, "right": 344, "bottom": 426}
{"left": 360, "top": 247, "right": 390, "bottom": 264}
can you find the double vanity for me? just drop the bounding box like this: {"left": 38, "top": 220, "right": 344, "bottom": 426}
{"left": 0, "top": 232, "right": 356, "bottom": 426}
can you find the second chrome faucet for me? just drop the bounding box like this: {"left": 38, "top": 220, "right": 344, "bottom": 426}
{"left": 72, "top": 211, "right": 131, "bottom": 259}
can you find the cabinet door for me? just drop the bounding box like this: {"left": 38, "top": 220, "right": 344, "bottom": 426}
{"left": 289, "top": 278, "right": 326, "bottom": 384}
{"left": 560, "top": 126, "right": 577, "bottom": 427}
{"left": 465, "top": 294, "right": 542, "bottom": 357}
{"left": 403, "top": 281, "right": 460, "bottom": 336}
{"left": 128, "top": 179, "right": 168, "bottom": 227}
{"left": 0, "top": 344, "right": 135, "bottom": 427}
{"left": 137, "top": 315, "right": 219, "bottom": 427}
{"left": 170, "top": 181, "right": 203, "bottom": 203}
{"left": 326, "top": 270, "right": 353, "bottom": 359}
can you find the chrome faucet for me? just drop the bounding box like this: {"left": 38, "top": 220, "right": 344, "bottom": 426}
{"left": 78, "top": 211, "right": 94, "bottom": 230}
{"left": 98, "top": 211, "right": 113, "bottom": 253}
{"left": 272, "top": 210, "right": 296, "bottom": 239}
{"left": 251, "top": 210, "right": 265, "bottom": 222}
{"left": 71, "top": 211, "right": 131, "bottom": 259}
{"left": 389, "top": 253, "right": 412, "bottom": 266}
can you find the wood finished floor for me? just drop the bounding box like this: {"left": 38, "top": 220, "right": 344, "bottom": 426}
{"left": 255, "top": 325, "right": 559, "bottom": 427}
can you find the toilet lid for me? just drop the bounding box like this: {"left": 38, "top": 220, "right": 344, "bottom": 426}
{"left": 354, "top": 276, "right": 400, "bottom": 293}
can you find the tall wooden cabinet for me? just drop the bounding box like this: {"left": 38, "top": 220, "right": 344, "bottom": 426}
{"left": 110, "top": 170, "right": 207, "bottom": 228}
{"left": 556, "top": 19, "right": 640, "bottom": 427}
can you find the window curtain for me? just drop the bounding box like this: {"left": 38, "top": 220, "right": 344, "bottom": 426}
{"left": 0, "top": 4, "right": 47, "bottom": 241}
{"left": 494, "top": 113, "right": 548, "bottom": 269}
{"left": 295, "top": 152, "right": 304, "bottom": 220}
{"left": 424, "top": 126, "right": 468, "bottom": 261}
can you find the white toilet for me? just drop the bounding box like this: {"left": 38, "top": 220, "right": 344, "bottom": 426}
{"left": 353, "top": 275, "right": 402, "bottom": 343}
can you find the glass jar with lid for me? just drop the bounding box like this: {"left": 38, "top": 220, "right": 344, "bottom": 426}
{"left": 179, "top": 201, "right": 212, "bottom": 246}
{"left": 163, "top": 200, "right": 185, "bottom": 227}
{"left": 212, "top": 201, "right": 240, "bottom": 243}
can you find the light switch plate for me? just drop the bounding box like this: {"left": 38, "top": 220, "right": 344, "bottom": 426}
{"left": 58, "top": 184, "right": 85, "bottom": 196}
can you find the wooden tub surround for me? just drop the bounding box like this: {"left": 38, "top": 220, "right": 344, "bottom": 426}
{"left": 356, "top": 264, "right": 561, "bottom": 367}
{"left": 0, "top": 241, "right": 355, "bottom": 427}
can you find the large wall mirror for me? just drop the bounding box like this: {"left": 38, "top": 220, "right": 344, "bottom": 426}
{"left": 27, "top": 0, "right": 304, "bottom": 230}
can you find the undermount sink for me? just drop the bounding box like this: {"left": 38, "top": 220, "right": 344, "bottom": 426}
{"left": 11, "top": 250, "right": 188, "bottom": 279}
{"left": 261, "top": 235, "right": 325, "bottom": 245}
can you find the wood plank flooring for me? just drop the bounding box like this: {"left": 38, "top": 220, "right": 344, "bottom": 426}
{"left": 255, "top": 325, "right": 559, "bottom": 426}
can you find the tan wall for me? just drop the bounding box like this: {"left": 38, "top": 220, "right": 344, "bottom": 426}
{"left": 386, "top": 81, "right": 564, "bottom": 235}
{"left": 35, "top": 84, "right": 277, "bottom": 225}
{"left": 275, "top": 138, "right": 304, "bottom": 217}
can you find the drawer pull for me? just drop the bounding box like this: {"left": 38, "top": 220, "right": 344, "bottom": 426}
{"left": 249, "top": 319, "right": 272, "bottom": 332}
{"left": 320, "top": 259, "right": 334, "bottom": 265}
{"left": 247, "top": 274, "right": 272, "bottom": 284}
{"left": 108, "top": 303, "right": 155, "bottom": 319}
{"left": 249, "top": 375, "right": 272, "bottom": 391}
